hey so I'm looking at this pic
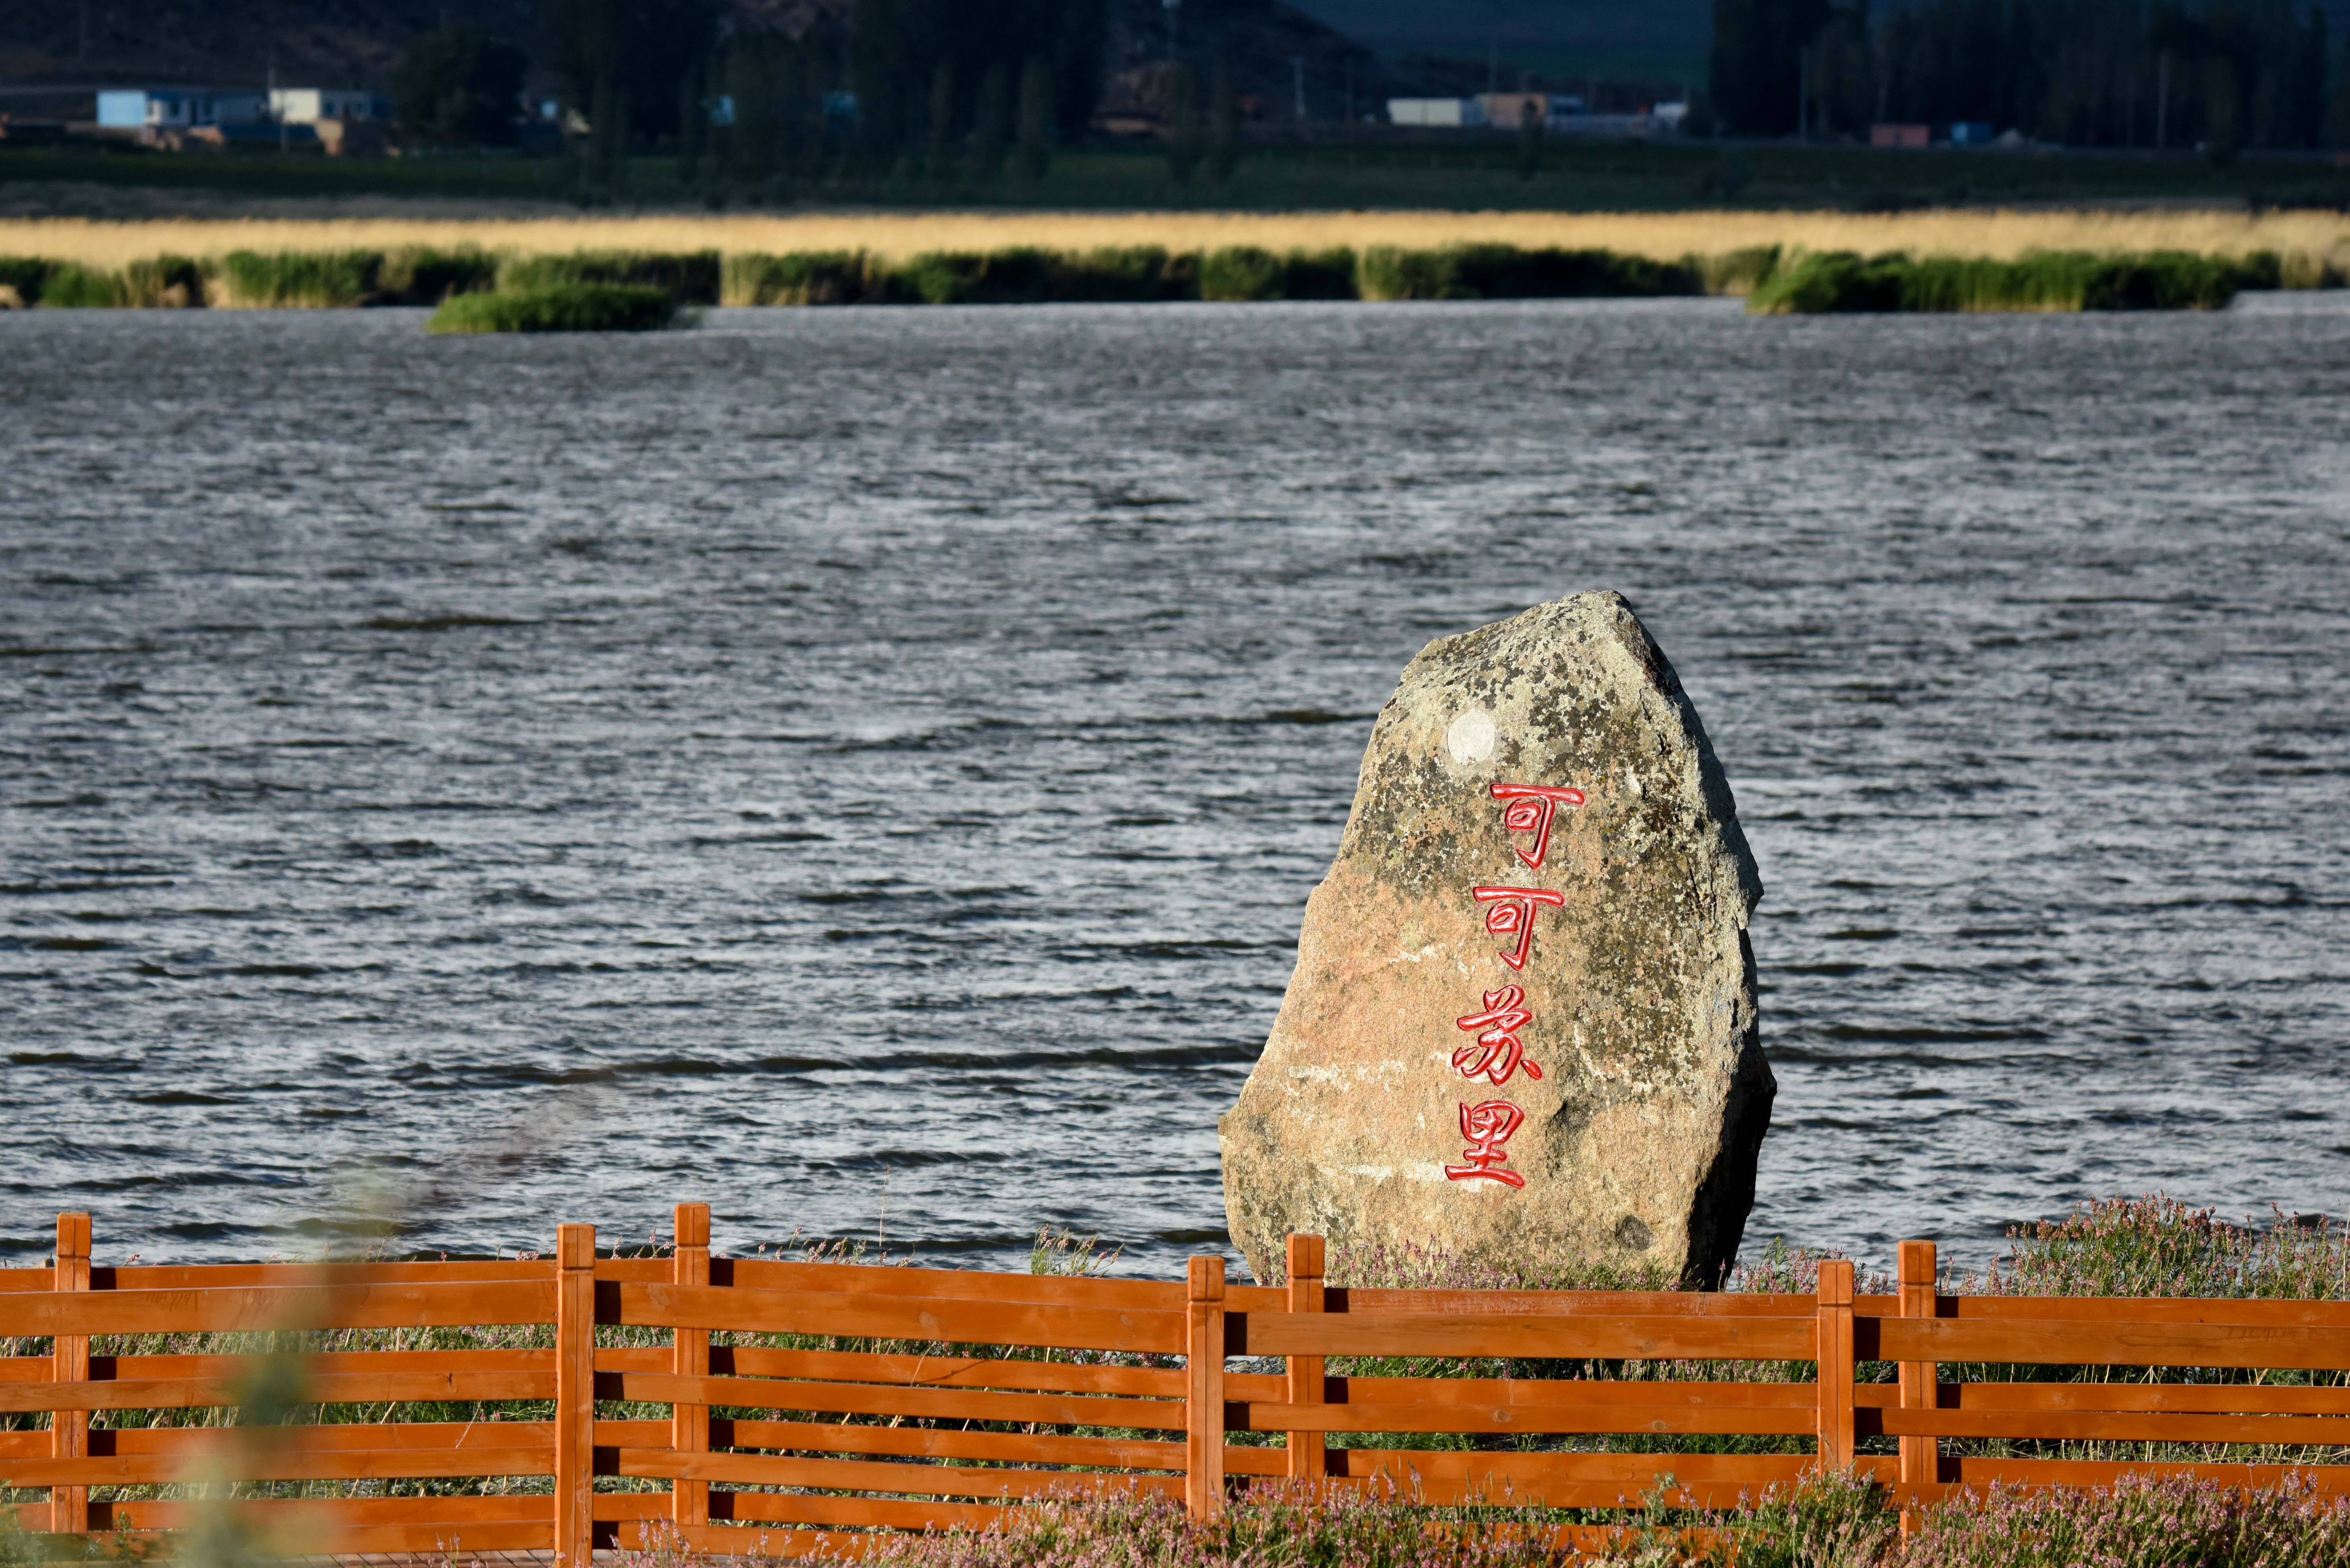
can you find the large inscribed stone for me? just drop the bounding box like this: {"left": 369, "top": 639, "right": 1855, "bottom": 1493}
{"left": 1220, "top": 591, "right": 1772, "bottom": 1285}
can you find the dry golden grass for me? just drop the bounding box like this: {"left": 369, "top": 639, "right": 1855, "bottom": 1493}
{"left": 5, "top": 207, "right": 2348, "bottom": 270}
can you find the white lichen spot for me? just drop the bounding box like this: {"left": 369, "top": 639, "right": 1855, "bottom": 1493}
{"left": 1446, "top": 708, "right": 1497, "bottom": 764}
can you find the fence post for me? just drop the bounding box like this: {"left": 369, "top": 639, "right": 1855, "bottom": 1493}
{"left": 1815, "top": 1257, "right": 1854, "bottom": 1471}
{"left": 672, "top": 1203, "right": 710, "bottom": 1535}
{"left": 51, "top": 1213, "right": 90, "bottom": 1536}
{"left": 1284, "top": 1234, "right": 1325, "bottom": 1482}
{"left": 1185, "top": 1255, "right": 1226, "bottom": 1522}
{"left": 555, "top": 1223, "right": 596, "bottom": 1566}
{"left": 1897, "top": 1240, "right": 1939, "bottom": 1530}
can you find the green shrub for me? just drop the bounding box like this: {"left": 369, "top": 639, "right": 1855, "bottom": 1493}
{"left": 1751, "top": 249, "right": 2247, "bottom": 313}
{"left": 2081, "top": 250, "right": 2244, "bottom": 310}
{"left": 497, "top": 249, "right": 720, "bottom": 304}
{"left": 0, "top": 256, "right": 53, "bottom": 307}
{"left": 426, "top": 284, "right": 680, "bottom": 334}
{"left": 1050, "top": 246, "right": 1180, "bottom": 302}
{"left": 219, "top": 249, "right": 384, "bottom": 307}
{"left": 1448, "top": 243, "right": 1703, "bottom": 298}
{"left": 379, "top": 246, "right": 500, "bottom": 305}
{"left": 722, "top": 251, "right": 869, "bottom": 305}
{"left": 885, "top": 249, "right": 1062, "bottom": 305}
{"left": 2235, "top": 248, "right": 2283, "bottom": 290}
{"left": 1357, "top": 244, "right": 1464, "bottom": 301}
{"left": 966, "top": 246, "right": 1054, "bottom": 303}
{"left": 121, "top": 254, "right": 205, "bottom": 307}
{"left": 1283, "top": 247, "right": 1359, "bottom": 300}
{"left": 1356, "top": 244, "right": 1699, "bottom": 302}
{"left": 1199, "top": 245, "right": 1287, "bottom": 301}
{"left": 1157, "top": 249, "right": 1203, "bottom": 300}
{"left": 1900, "top": 253, "right": 2089, "bottom": 311}
{"left": 36, "top": 262, "right": 126, "bottom": 308}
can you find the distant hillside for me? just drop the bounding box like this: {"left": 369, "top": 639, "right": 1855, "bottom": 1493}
{"left": 1104, "top": 0, "right": 1421, "bottom": 124}
{"left": 1284, "top": 0, "right": 2350, "bottom": 96}
{"left": 1282, "top": 0, "right": 1715, "bottom": 85}
{"left": 0, "top": 0, "right": 537, "bottom": 93}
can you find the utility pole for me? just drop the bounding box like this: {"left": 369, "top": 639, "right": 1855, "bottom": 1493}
{"left": 1290, "top": 56, "right": 1306, "bottom": 122}
{"left": 270, "top": 46, "right": 287, "bottom": 153}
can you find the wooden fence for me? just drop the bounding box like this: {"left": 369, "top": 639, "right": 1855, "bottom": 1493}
{"left": 2, "top": 1210, "right": 2346, "bottom": 1560}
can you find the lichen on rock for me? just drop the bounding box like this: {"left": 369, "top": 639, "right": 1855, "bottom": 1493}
{"left": 1219, "top": 590, "right": 1773, "bottom": 1286}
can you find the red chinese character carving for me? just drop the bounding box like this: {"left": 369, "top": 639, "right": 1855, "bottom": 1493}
{"left": 1444, "top": 1099, "right": 1527, "bottom": 1187}
{"left": 1472, "top": 885, "right": 1567, "bottom": 970}
{"left": 1489, "top": 783, "right": 1585, "bottom": 871}
{"left": 1454, "top": 985, "right": 1543, "bottom": 1086}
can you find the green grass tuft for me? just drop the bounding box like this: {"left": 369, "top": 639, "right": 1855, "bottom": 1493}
{"left": 378, "top": 245, "right": 500, "bottom": 305}
{"left": 1054, "top": 245, "right": 1184, "bottom": 301}
{"left": 496, "top": 249, "right": 720, "bottom": 304}
{"left": 218, "top": 249, "right": 383, "bottom": 308}
{"left": 722, "top": 250, "right": 870, "bottom": 305}
{"left": 426, "top": 284, "right": 680, "bottom": 334}
{"left": 35, "top": 262, "right": 126, "bottom": 308}
{"left": 1749, "top": 249, "right": 2252, "bottom": 313}
{"left": 0, "top": 256, "right": 54, "bottom": 307}
{"left": 1359, "top": 243, "right": 1701, "bottom": 301}
{"left": 1199, "top": 245, "right": 1288, "bottom": 302}
{"left": 120, "top": 254, "right": 204, "bottom": 307}
{"left": 1283, "top": 247, "right": 1360, "bottom": 300}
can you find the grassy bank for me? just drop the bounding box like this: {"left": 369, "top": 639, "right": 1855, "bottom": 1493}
{"left": 3, "top": 207, "right": 2346, "bottom": 276}
{"left": 1747, "top": 248, "right": 2280, "bottom": 312}
{"left": 0, "top": 237, "right": 2337, "bottom": 314}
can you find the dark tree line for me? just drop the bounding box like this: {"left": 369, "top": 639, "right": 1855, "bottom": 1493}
{"left": 1710, "top": 0, "right": 2342, "bottom": 151}
{"left": 391, "top": 26, "right": 530, "bottom": 146}
{"left": 392, "top": 0, "right": 1105, "bottom": 193}
{"left": 724, "top": 0, "right": 1094, "bottom": 190}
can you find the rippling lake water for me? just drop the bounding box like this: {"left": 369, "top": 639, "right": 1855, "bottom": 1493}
{"left": 4, "top": 297, "right": 2346, "bottom": 1277}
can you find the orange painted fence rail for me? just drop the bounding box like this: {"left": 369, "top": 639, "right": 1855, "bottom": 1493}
{"left": 1, "top": 1214, "right": 2346, "bottom": 1560}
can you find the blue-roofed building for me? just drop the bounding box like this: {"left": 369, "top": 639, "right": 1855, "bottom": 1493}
{"left": 96, "top": 88, "right": 268, "bottom": 134}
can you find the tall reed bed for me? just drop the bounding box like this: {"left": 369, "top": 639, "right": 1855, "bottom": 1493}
{"left": 1746, "top": 249, "right": 2261, "bottom": 312}
{"left": 4, "top": 241, "right": 2338, "bottom": 314}
{"left": 6, "top": 210, "right": 2347, "bottom": 275}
